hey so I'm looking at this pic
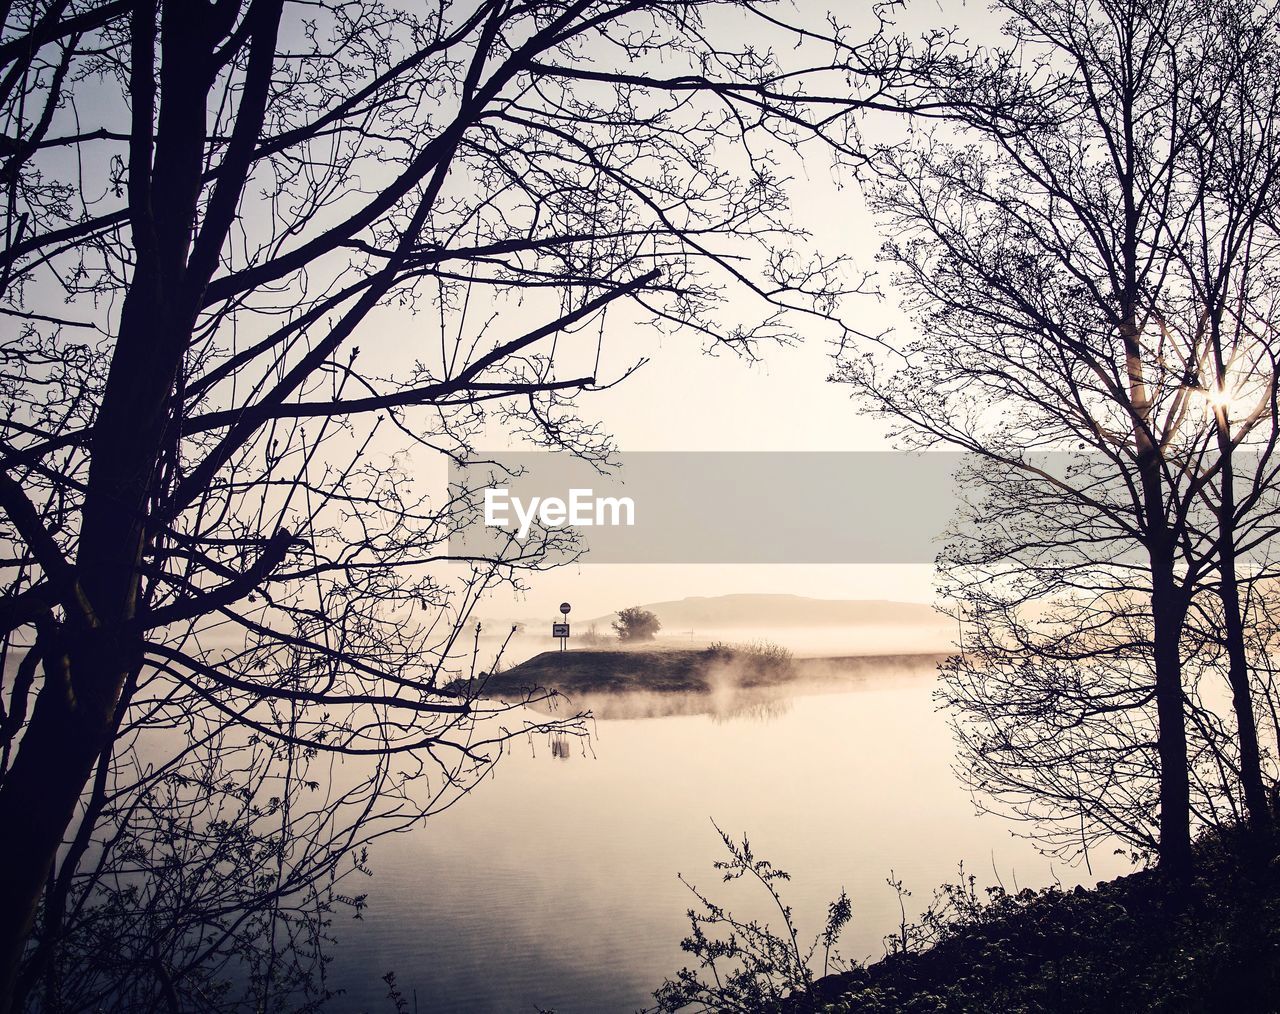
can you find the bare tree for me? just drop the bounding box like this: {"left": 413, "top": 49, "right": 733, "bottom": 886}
{"left": 934, "top": 458, "right": 1248, "bottom": 865}
{"left": 0, "top": 1, "right": 912, "bottom": 1007}
{"left": 1168, "top": 10, "right": 1280, "bottom": 835}
{"left": 836, "top": 0, "right": 1280, "bottom": 872}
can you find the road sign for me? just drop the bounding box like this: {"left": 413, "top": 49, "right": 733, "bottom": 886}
{"left": 552, "top": 623, "right": 570, "bottom": 638}
{"left": 559, "top": 602, "right": 571, "bottom": 615}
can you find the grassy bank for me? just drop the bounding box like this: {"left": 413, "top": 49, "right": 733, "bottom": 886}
{"left": 803, "top": 826, "right": 1280, "bottom": 1013}
{"left": 650, "top": 823, "right": 1280, "bottom": 1014}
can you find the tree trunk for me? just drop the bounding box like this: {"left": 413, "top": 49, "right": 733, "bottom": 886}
{"left": 0, "top": 278, "right": 190, "bottom": 1011}
{"left": 1124, "top": 298, "right": 1193, "bottom": 873}
{"left": 1149, "top": 537, "right": 1194, "bottom": 876}
{"left": 0, "top": 641, "right": 122, "bottom": 1010}
{"left": 1212, "top": 427, "right": 1273, "bottom": 834}
{"left": 0, "top": 5, "right": 220, "bottom": 1005}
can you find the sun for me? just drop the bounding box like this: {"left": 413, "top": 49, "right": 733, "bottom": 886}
{"left": 1204, "top": 384, "right": 1235, "bottom": 411}
{"left": 1196, "top": 377, "right": 1265, "bottom": 421}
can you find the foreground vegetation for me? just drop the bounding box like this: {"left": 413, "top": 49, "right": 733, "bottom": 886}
{"left": 655, "top": 823, "right": 1280, "bottom": 1013}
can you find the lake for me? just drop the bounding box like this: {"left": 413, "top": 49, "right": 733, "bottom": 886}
{"left": 328, "top": 660, "right": 1133, "bottom": 1012}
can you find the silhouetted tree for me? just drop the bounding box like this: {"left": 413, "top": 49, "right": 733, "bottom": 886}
{"left": 837, "top": 0, "right": 1280, "bottom": 871}
{"left": 0, "top": 1, "right": 927, "bottom": 1007}
{"left": 935, "top": 460, "right": 1234, "bottom": 865}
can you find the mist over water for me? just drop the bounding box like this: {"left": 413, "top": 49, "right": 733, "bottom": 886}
{"left": 327, "top": 655, "right": 1133, "bottom": 1014}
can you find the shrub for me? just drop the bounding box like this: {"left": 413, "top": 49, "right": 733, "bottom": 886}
{"left": 708, "top": 640, "right": 796, "bottom": 683}
{"left": 651, "top": 824, "right": 851, "bottom": 1013}
{"left": 613, "top": 606, "right": 662, "bottom": 642}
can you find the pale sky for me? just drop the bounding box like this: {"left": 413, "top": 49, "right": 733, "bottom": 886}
{"left": 457, "top": 111, "right": 939, "bottom": 622}
{"left": 437, "top": 1, "right": 1015, "bottom": 623}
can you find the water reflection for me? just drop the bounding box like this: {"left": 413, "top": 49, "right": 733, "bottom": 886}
{"left": 538, "top": 685, "right": 795, "bottom": 722}
{"left": 328, "top": 661, "right": 1132, "bottom": 1014}
{"left": 518, "top": 654, "right": 946, "bottom": 723}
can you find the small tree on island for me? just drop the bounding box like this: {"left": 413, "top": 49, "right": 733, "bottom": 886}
{"left": 613, "top": 607, "right": 662, "bottom": 642}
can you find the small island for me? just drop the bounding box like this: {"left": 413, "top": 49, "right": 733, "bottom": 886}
{"left": 465, "top": 645, "right": 947, "bottom": 716}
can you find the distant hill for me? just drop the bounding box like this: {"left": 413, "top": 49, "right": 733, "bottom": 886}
{"left": 475, "top": 593, "right": 954, "bottom": 661}
{"left": 579, "top": 593, "right": 942, "bottom": 631}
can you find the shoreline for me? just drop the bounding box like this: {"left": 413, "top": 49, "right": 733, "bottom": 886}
{"left": 459, "top": 646, "right": 948, "bottom": 702}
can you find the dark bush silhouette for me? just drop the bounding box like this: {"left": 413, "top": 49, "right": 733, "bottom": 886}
{"left": 613, "top": 607, "right": 662, "bottom": 642}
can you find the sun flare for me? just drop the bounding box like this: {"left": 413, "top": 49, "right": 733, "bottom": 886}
{"left": 1196, "top": 378, "right": 1262, "bottom": 419}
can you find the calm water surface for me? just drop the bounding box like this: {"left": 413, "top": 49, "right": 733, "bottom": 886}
{"left": 329, "top": 662, "right": 1131, "bottom": 1013}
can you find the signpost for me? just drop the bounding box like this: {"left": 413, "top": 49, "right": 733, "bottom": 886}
{"left": 554, "top": 603, "right": 571, "bottom": 650}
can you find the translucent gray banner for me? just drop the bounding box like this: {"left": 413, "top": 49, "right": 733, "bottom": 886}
{"left": 448, "top": 451, "right": 964, "bottom": 564}
{"left": 448, "top": 449, "right": 1280, "bottom": 565}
